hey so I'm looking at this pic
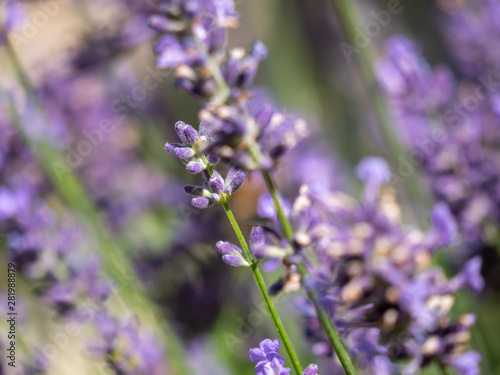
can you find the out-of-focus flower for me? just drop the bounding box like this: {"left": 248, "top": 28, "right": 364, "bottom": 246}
{"left": 377, "top": 35, "right": 500, "bottom": 254}
{"left": 250, "top": 157, "right": 481, "bottom": 374}
{"left": 0, "top": 0, "right": 24, "bottom": 47}
{"left": 91, "top": 314, "right": 166, "bottom": 375}
{"left": 439, "top": 0, "right": 500, "bottom": 77}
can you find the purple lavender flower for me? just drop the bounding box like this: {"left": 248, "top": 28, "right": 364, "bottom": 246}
{"left": 151, "top": 0, "right": 308, "bottom": 170}
{"left": 377, "top": 34, "right": 500, "bottom": 255}
{"left": 253, "top": 158, "right": 482, "bottom": 374}
{"left": 439, "top": 0, "right": 500, "bottom": 77}
{"left": 91, "top": 314, "right": 167, "bottom": 375}
{"left": 249, "top": 339, "right": 319, "bottom": 375}
{"left": 375, "top": 36, "right": 454, "bottom": 147}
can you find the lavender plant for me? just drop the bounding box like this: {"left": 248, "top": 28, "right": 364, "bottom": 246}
{"left": 1, "top": 0, "right": 491, "bottom": 374}
{"left": 1, "top": 4, "right": 190, "bottom": 373}
{"left": 376, "top": 33, "right": 500, "bottom": 258}
{"left": 232, "top": 157, "right": 483, "bottom": 374}
{"left": 148, "top": 0, "right": 353, "bottom": 373}
{"left": 148, "top": 1, "right": 485, "bottom": 373}
{"left": 0, "top": 101, "right": 171, "bottom": 374}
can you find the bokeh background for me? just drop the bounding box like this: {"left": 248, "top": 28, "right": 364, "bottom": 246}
{"left": 1, "top": 0, "right": 499, "bottom": 374}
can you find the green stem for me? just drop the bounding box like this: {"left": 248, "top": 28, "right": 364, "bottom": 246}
{"left": 436, "top": 360, "right": 450, "bottom": 375}
{"left": 222, "top": 202, "right": 303, "bottom": 374}
{"left": 262, "top": 171, "right": 357, "bottom": 375}
{"left": 199, "top": 154, "right": 303, "bottom": 374}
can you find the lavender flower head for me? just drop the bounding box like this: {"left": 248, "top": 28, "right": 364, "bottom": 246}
{"left": 375, "top": 35, "right": 454, "bottom": 146}
{"left": 439, "top": 0, "right": 500, "bottom": 76}
{"left": 249, "top": 339, "right": 318, "bottom": 375}
{"left": 246, "top": 157, "right": 482, "bottom": 374}
{"left": 151, "top": 0, "right": 308, "bottom": 170}
{"left": 378, "top": 34, "right": 500, "bottom": 250}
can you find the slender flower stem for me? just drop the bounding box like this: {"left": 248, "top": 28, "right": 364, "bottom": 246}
{"left": 222, "top": 202, "right": 303, "bottom": 375}
{"left": 199, "top": 153, "right": 303, "bottom": 374}
{"left": 261, "top": 171, "right": 357, "bottom": 375}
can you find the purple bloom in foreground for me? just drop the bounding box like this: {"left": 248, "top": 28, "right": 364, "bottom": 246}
{"left": 249, "top": 339, "right": 318, "bottom": 375}
{"left": 252, "top": 157, "right": 482, "bottom": 374}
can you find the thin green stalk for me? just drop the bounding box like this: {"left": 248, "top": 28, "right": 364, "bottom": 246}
{"left": 262, "top": 171, "right": 357, "bottom": 375}
{"left": 436, "top": 360, "right": 450, "bottom": 375}
{"left": 199, "top": 154, "right": 302, "bottom": 374}
{"left": 221, "top": 201, "right": 303, "bottom": 375}
{"left": 330, "top": 0, "right": 430, "bottom": 216}
{"left": 3, "top": 43, "right": 190, "bottom": 375}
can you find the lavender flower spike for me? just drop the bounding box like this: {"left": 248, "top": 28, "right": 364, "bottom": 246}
{"left": 151, "top": 0, "right": 308, "bottom": 170}
{"left": 249, "top": 339, "right": 319, "bottom": 375}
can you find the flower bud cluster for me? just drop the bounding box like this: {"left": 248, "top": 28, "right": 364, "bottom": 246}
{"left": 248, "top": 157, "right": 482, "bottom": 374}
{"left": 151, "top": 0, "right": 308, "bottom": 170}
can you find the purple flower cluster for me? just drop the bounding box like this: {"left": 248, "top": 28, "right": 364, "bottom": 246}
{"left": 377, "top": 34, "right": 500, "bottom": 251}
{"left": 249, "top": 339, "right": 318, "bottom": 375}
{"left": 0, "top": 112, "right": 167, "bottom": 373}
{"left": 375, "top": 36, "right": 454, "bottom": 146}
{"left": 439, "top": 0, "right": 500, "bottom": 77}
{"left": 39, "top": 70, "right": 178, "bottom": 232}
{"left": 150, "top": 0, "right": 308, "bottom": 170}
{"left": 245, "top": 158, "right": 482, "bottom": 374}
{"left": 90, "top": 314, "right": 166, "bottom": 375}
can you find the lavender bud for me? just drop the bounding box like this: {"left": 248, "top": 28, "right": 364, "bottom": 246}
{"left": 215, "top": 241, "right": 242, "bottom": 256}
{"left": 250, "top": 226, "right": 265, "bottom": 247}
{"left": 206, "top": 151, "right": 220, "bottom": 165}
{"left": 209, "top": 171, "right": 225, "bottom": 194}
{"left": 186, "top": 160, "right": 205, "bottom": 174}
{"left": 191, "top": 197, "right": 210, "bottom": 209}
{"left": 225, "top": 167, "right": 245, "bottom": 193}
{"left": 175, "top": 121, "right": 199, "bottom": 145}
{"left": 221, "top": 255, "right": 249, "bottom": 267}
{"left": 216, "top": 241, "right": 249, "bottom": 267}
{"left": 302, "top": 364, "right": 318, "bottom": 375}
{"left": 164, "top": 142, "right": 182, "bottom": 154}
{"left": 184, "top": 185, "right": 204, "bottom": 196}
{"left": 148, "top": 15, "right": 174, "bottom": 33}
{"left": 449, "top": 351, "right": 481, "bottom": 375}
{"left": 251, "top": 40, "right": 268, "bottom": 60}
{"left": 202, "top": 169, "right": 211, "bottom": 182}
{"left": 356, "top": 157, "right": 390, "bottom": 186}
{"left": 460, "top": 257, "right": 484, "bottom": 294}
{"left": 173, "top": 147, "right": 195, "bottom": 161}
